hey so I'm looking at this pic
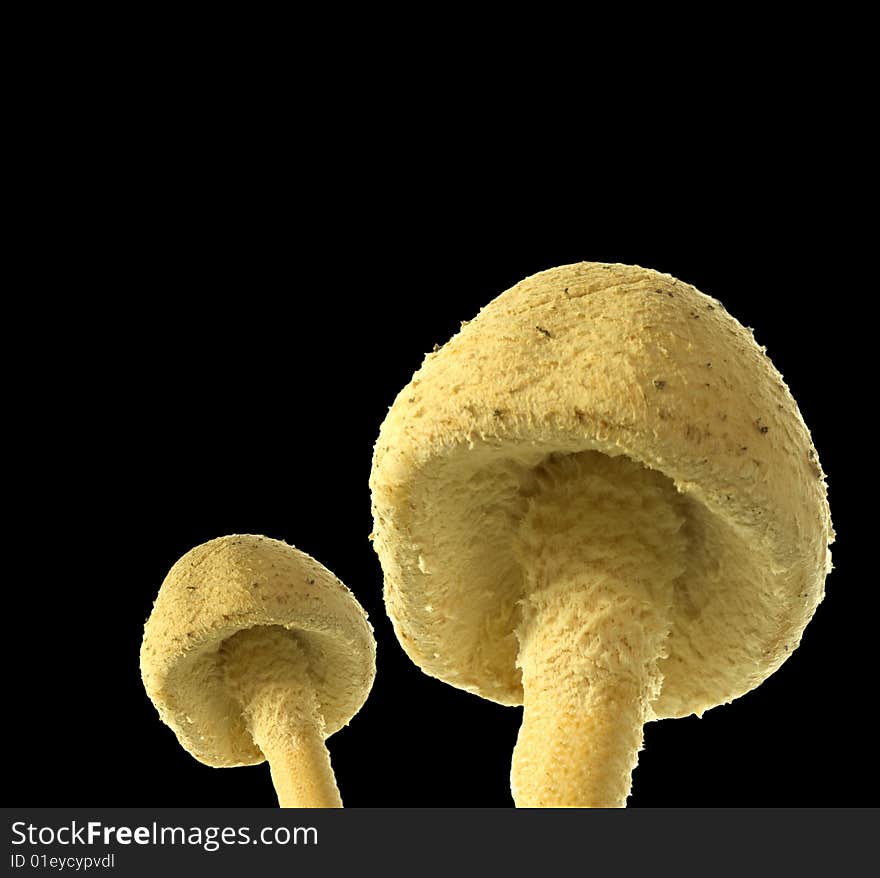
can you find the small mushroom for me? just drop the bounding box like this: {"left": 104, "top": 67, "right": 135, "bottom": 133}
{"left": 140, "top": 534, "right": 376, "bottom": 807}
{"left": 370, "top": 262, "right": 833, "bottom": 807}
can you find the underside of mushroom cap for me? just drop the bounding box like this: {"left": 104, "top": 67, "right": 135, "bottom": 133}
{"left": 140, "top": 535, "right": 376, "bottom": 766}
{"left": 370, "top": 262, "right": 833, "bottom": 718}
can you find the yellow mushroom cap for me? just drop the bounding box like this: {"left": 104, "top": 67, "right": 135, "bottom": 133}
{"left": 370, "top": 262, "right": 833, "bottom": 718}
{"left": 140, "top": 534, "right": 376, "bottom": 766}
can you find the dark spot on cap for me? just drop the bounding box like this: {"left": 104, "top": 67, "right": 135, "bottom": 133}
{"left": 653, "top": 379, "right": 667, "bottom": 390}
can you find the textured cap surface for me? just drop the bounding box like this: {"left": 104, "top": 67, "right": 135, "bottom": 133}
{"left": 140, "top": 534, "right": 376, "bottom": 766}
{"left": 370, "top": 262, "right": 833, "bottom": 717}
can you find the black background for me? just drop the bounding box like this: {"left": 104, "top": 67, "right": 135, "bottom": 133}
{"left": 8, "top": 97, "right": 872, "bottom": 808}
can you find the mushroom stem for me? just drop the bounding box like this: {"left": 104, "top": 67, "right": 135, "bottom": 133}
{"left": 511, "top": 453, "right": 686, "bottom": 807}
{"left": 250, "top": 699, "right": 342, "bottom": 808}
{"left": 512, "top": 585, "right": 661, "bottom": 807}
{"left": 223, "top": 627, "right": 343, "bottom": 808}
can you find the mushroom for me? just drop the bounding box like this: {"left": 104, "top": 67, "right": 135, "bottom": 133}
{"left": 140, "top": 534, "right": 376, "bottom": 807}
{"left": 370, "top": 261, "right": 833, "bottom": 807}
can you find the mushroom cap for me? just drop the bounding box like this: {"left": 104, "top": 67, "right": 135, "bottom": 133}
{"left": 140, "top": 534, "right": 376, "bottom": 766}
{"left": 370, "top": 262, "right": 833, "bottom": 718}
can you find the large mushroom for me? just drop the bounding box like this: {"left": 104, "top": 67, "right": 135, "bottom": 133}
{"left": 141, "top": 534, "right": 375, "bottom": 807}
{"left": 370, "top": 262, "right": 833, "bottom": 807}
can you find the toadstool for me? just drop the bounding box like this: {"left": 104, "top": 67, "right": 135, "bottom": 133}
{"left": 140, "top": 534, "right": 376, "bottom": 807}
{"left": 369, "top": 262, "right": 833, "bottom": 807}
